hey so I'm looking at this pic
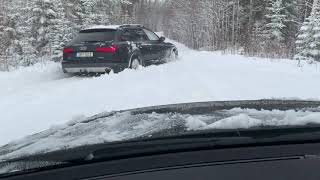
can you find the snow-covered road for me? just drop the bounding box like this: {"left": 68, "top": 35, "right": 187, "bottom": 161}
{"left": 1, "top": 40, "right": 320, "bottom": 146}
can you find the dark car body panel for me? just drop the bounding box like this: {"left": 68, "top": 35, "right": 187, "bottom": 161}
{"left": 2, "top": 141, "right": 320, "bottom": 180}
{"left": 62, "top": 25, "right": 177, "bottom": 73}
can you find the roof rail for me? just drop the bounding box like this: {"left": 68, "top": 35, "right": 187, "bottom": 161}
{"left": 120, "top": 24, "right": 143, "bottom": 28}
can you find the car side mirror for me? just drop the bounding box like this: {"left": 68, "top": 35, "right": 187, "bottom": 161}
{"left": 159, "top": 36, "right": 166, "bottom": 42}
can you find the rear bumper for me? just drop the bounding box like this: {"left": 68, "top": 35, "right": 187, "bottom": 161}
{"left": 62, "top": 62, "right": 128, "bottom": 73}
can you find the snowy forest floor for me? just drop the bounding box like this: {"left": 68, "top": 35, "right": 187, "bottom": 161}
{"left": 1, "top": 39, "right": 320, "bottom": 146}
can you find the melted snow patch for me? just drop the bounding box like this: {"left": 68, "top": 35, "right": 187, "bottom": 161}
{"left": 186, "top": 108, "right": 320, "bottom": 131}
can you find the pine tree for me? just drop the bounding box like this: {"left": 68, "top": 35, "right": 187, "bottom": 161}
{"left": 282, "top": 0, "right": 300, "bottom": 56}
{"left": 80, "top": 0, "right": 101, "bottom": 27}
{"left": 0, "top": 11, "right": 22, "bottom": 61}
{"left": 265, "top": 0, "right": 287, "bottom": 43}
{"left": 50, "top": 0, "right": 72, "bottom": 61}
{"left": 295, "top": 0, "right": 320, "bottom": 62}
{"left": 16, "top": 0, "right": 38, "bottom": 66}
{"left": 28, "top": 0, "right": 69, "bottom": 61}
{"left": 30, "top": 0, "right": 56, "bottom": 56}
{"left": 306, "top": 0, "right": 320, "bottom": 62}
{"left": 0, "top": 4, "right": 7, "bottom": 56}
{"left": 119, "top": 0, "right": 134, "bottom": 24}
{"left": 0, "top": 0, "right": 314, "bottom": 69}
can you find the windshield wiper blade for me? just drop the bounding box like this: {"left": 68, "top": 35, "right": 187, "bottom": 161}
{"left": 89, "top": 126, "right": 320, "bottom": 161}
{"left": 89, "top": 136, "right": 253, "bottom": 162}
{"left": 0, "top": 135, "right": 253, "bottom": 177}
{"left": 0, "top": 130, "right": 249, "bottom": 164}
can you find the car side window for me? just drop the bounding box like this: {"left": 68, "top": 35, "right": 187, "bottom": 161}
{"left": 120, "top": 29, "right": 148, "bottom": 41}
{"left": 143, "top": 29, "right": 160, "bottom": 41}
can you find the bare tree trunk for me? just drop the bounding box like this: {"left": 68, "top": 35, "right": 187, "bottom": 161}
{"left": 232, "top": 1, "right": 236, "bottom": 50}
{"left": 312, "top": 0, "right": 320, "bottom": 15}
{"left": 244, "top": 0, "right": 254, "bottom": 56}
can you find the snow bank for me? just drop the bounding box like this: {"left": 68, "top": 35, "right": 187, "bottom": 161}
{"left": 0, "top": 40, "right": 320, "bottom": 146}
{"left": 0, "top": 62, "right": 66, "bottom": 95}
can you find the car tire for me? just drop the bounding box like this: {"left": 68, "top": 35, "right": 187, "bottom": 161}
{"left": 167, "top": 49, "right": 178, "bottom": 62}
{"left": 130, "top": 58, "right": 141, "bottom": 70}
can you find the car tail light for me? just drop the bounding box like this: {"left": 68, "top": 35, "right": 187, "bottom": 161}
{"left": 63, "top": 48, "right": 73, "bottom": 53}
{"left": 96, "top": 44, "right": 117, "bottom": 53}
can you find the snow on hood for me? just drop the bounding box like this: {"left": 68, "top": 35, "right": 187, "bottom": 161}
{"left": 186, "top": 108, "right": 320, "bottom": 130}
{"left": 1, "top": 107, "right": 320, "bottom": 161}
{"left": 0, "top": 112, "right": 186, "bottom": 161}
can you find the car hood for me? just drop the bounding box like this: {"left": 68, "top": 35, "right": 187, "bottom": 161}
{"left": 1, "top": 100, "right": 320, "bottom": 162}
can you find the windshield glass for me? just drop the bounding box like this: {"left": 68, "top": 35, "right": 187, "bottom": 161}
{"left": 1, "top": 102, "right": 320, "bottom": 161}
{"left": 1, "top": 0, "right": 320, "bottom": 176}
{"left": 70, "top": 30, "right": 116, "bottom": 43}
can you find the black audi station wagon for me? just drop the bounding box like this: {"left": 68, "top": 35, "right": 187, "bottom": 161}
{"left": 62, "top": 24, "right": 178, "bottom": 74}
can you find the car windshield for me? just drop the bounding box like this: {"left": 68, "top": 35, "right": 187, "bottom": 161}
{"left": 70, "top": 29, "right": 116, "bottom": 44}
{"left": 1, "top": 0, "right": 320, "bottom": 176}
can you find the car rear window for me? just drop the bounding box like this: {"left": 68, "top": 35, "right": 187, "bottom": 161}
{"left": 71, "top": 29, "right": 116, "bottom": 44}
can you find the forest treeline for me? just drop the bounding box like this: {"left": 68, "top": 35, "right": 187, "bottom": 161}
{"left": 0, "top": 0, "right": 320, "bottom": 70}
